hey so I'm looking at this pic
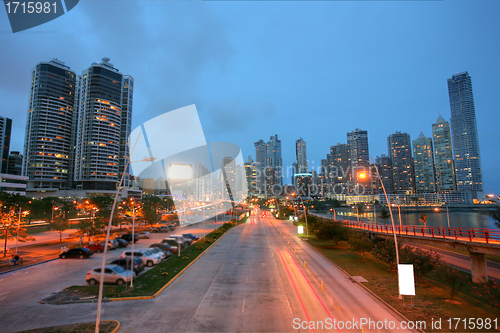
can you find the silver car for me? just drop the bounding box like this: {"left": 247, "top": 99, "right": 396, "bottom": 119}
{"left": 121, "top": 249, "right": 161, "bottom": 267}
{"left": 148, "top": 247, "right": 166, "bottom": 260}
{"left": 86, "top": 265, "right": 135, "bottom": 286}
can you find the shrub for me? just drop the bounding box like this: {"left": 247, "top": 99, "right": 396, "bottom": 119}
{"left": 372, "top": 240, "right": 410, "bottom": 270}
{"left": 471, "top": 279, "right": 500, "bottom": 307}
{"left": 402, "top": 247, "right": 440, "bottom": 283}
{"left": 348, "top": 232, "right": 373, "bottom": 260}
{"left": 313, "top": 220, "right": 350, "bottom": 244}
{"left": 435, "top": 262, "right": 468, "bottom": 300}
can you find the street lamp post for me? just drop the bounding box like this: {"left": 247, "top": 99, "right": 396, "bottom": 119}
{"left": 95, "top": 132, "right": 155, "bottom": 333}
{"left": 369, "top": 158, "right": 401, "bottom": 299}
{"left": 398, "top": 205, "right": 402, "bottom": 228}
{"left": 446, "top": 206, "right": 450, "bottom": 228}
{"left": 130, "top": 202, "right": 136, "bottom": 288}
{"left": 15, "top": 207, "right": 21, "bottom": 255}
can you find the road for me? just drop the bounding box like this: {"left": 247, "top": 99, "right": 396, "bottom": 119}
{"left": 0, "top": 210, "right": 414, "bottom": 332}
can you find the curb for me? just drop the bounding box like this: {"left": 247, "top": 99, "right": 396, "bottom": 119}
{"left": 0, "top": 258, "right": 58, "bottom": 276}
{"left": 302, "top": 239, "right": 424, "bottom": 333}
{"left": 109, "top": 226, "right": 232, "bottom": 302}
{"left": 108, "top": 320, "right": 120, "bottom": 333}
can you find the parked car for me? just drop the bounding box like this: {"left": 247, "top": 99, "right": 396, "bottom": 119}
{"left": 110, "top": 257, "right": 144, "bottom": 274}
{"left": 120, "top": 233, "right": 139, "bottom": 243}
{"left": 182, "top": 233, "right": 199, "bottom": 241}
{"left": 105, "top": 240, "right": 117, "bottom": 250}
{"left": 150, "top": 243, "right": 178, "bottom": 254}
{"left": 137, "top": 231, "right": 150, "bottom": 239}
{"left": 161, "top": 238, "right": 185, "bottom": 249}
{"left": 168, "top": 235, "right": 191, "bottom": 247}
{"left": 152, "top": 225, "right": 174, "bottom": 233}
{"left": 115, "top": 239, "right": 129, "bottom": 248}
{"left": 120, "top": 249, "right": 161, "bottom": 267}
{"left": 60, "top": 247, "right": 93, "bottom": 259}
{"left": 86, "top": 265, "right": 135, "bottom": 286}
{"left": 85, "top": 242, "right": 105, "bottom": 253}
{"left": 148, "top": 247, "right": 167, "bottom": 260}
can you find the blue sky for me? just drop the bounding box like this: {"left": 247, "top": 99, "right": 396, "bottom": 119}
{"left": 1, "top": 0, "right": 499, "bottom": 193}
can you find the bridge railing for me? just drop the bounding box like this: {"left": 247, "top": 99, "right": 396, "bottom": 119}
{"left": 340, "top": 220, "right": 500, "bottom": 244}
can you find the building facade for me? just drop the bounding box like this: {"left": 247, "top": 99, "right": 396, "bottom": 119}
{"left": 387, "top": 131, "right": 415, "bottom": 194}
{"left": 119, "top": 75, "right": 134, "bottom": 188}
{"left": 0, "top": 117, "right": 12, "bottom": 174}
{"left": 347, "top": 128, "right": 370, "bottom": 193}
{"left": 7, "top": 151, "right": 23, "bottom": 176}
{"left": 447, "top": 71, "right": 483, "bottom": 199}
{"left": 22, "top": 59, "right": 76, "bottom": 189}
{"left": 432, "top": 115, "right": 456, "bottom": 192}
{"left": 413, "top": 131, "right": 436, "bottom": 193}
{"left": 74, "top": 58, "right": 124, "bottom": 191}
{"left": 266, "top": 134, "right": 283, "bottom": 190}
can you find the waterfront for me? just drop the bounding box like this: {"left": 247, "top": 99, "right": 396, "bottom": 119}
{"left": 321, "top": 208, "right": 499, "bottom": 230}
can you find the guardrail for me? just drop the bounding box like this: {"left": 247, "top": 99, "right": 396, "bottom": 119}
{"left": 340, "top": 220, "right": 500, "bottom": 244}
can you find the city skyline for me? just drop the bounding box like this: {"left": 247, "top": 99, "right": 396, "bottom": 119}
{"left": 1, "top": 1, "right": 499, "bottom": 194}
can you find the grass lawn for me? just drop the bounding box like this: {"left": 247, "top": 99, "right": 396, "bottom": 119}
{"left": 17, "top": 320, "right": 118, "bottom": 333}
{"left": 58, "top": 220, "right": 244, "bottom": 299}
{"left": 25, "top": 226, "right": 51, "bottom": 235}
{"left": 308, "top": 236, "right": 500, "bottom": 332}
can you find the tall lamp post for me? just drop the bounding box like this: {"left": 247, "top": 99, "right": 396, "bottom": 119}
{"left": 330, "top": 208, "right": 336, "bottom": 221}
{"left": 368, "top": 157, "right": 401, "bottom": 299}
{"left": 130, "top": 198, "right": 137, "bottom": 288}
{"left": 95, "top": 132, "right": 155, "bottom": 333}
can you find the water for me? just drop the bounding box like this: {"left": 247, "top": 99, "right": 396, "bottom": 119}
{"left": 323, "top": 209, "right": 499, "bottom": 230}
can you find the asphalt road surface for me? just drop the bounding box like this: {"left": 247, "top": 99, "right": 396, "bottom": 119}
{"left": 1, "top": 211, "right": 413, "bottom": 332}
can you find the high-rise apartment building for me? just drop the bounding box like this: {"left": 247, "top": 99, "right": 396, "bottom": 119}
{"left": 74, "top": 58, "right": 124, "bottom": 191}
{"left": 295, "top": 137, "right": 308, "bottom": 173}
{"left": 328, "top": 143, "right": 348, "bottom": 185}
{"left": 432, "top": 115, "right": 456, "bottom": 192}
{"left": 244, "top": 155, "right": 256, "bottom": 194}
{"left": 23, "top": 59, "right": 76, "bottom": 189}
{"left": 0, "top": 116, "right": 12, "bottom": 174}
{"left": 7, "top": 151, "right": 23, "bottom": 176}
{"left": 347, "top": 129, "right": 370, "bottom": 193}
{"left": 387, "top": 131, "right": 415, "bottom": 194}
{"left": 254, "top": 139, "right": 267, "bottom": 193}
{"left": 447, "top": 71, "right": 483, "bottom": 199}
{"left": 266, "top": 134, "right": 283, "bottom": 189}
{"left": 413, "top": 131, "right": 436, "bottom": 193}
{"left": 374, "top": 154, "right": 393, "bottom": 194}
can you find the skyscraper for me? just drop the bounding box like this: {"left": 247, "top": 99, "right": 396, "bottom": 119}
{"left": 447, "top": 71, "right": 483, "bottom": 199}
{"left": 266, "top": 134, "right": 283, "bottom": 189}
{"left": 74, "top": 58, "right": 125, "bottom": 191}
{"left": 347, "top": 129, "right": 370, "bottom": 193}
{"left": 432, "top": 115, "right": 456, "bottom": 192}
{"left": 388, "top": 131, "right": 415, "bottom": 194}
{"left": 374, "top": 154, "right": 393, "bottom": 194}
{"left": 0, "top": 116, "right": 12, "bottom": 174}
{"left": 254, "top": 139, "right": 267, "bottom": 193}
{"left": 23, "top": 59, "right": 76, "bottom": 189}
{"left": 328, "top": 143, "right": 348, "bottom": 185}
{"left": 413, "top": 131, "right": 436, "bottom": 193}
{"left": 7, "top": 151, "right": 23, "bottom": 176}
{"left": 295, "top": 137, "right": 308, "bottom": 173}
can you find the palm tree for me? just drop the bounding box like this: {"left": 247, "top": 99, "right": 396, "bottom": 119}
{"left": 419, "top": 212, "right": 428, "bottom": 228}
{"left": 380, "top": 207, "right": 390, "bottom": 220}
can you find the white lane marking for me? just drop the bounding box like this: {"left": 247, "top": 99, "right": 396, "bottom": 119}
{"left": 242, "top": 298, "right": 246, "bottom": 313}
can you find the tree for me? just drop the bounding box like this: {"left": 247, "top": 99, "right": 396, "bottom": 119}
{"left": 435, "top": 263, "right": 468, "bottom": 300}
{"left": 419, "top": 212, "right": 428, "bottom": 228}
{"left": 49, "top": 218, "right": 71, "bottom": 242}
{"left": 0, "top": 192, "right": 34, "bottom": 257}
{"left": 380, "top": 207, "right": 390, "bottom": 220}
{"left": 313, "top": 220, "right": 350, "bottom": 244}
{"left": 356, "top": 203, "right": 365, "bottom": 216}
{"left": 142, "top": 196, "right": 162, "bottom": 226}
{"left": 349, "top": 232, "right": 373, "bottom": 260}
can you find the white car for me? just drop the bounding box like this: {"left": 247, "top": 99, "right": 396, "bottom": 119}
{"left": 137, "top": 231, "right": 150, "bottom": 239}
{"left": 148, "top": 247, "right": 166, "bottom": 260}
{"left": 86, "top": 265, "right": 135, "bottom": 286}
{"left": 121, "top": 249, "right": 161, "bottom": 267}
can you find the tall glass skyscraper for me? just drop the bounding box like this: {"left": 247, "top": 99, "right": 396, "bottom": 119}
{"left": 388, "top": 131, "right": 415, "bottom": 194}
{"left": 295, "top": 137, "right": 308, "bottom": 173}
{"left": 347, "top": 128, "right": 370, "bottom": 193}
{"left": 412, "top": 131, "right": 435, "bottom": 193}
{"left": 447, "top": 72, "right": 483, "bottom": 199}
{"left": 0, "top": 116, "right": 12, "bottom": 174}
{"left": 432, "top": 115, "right": 456, "bottom": 192}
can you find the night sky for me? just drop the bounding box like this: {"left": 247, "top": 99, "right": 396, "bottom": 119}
{"left": 1, "top": 0, "right": 499, "bottom": 194}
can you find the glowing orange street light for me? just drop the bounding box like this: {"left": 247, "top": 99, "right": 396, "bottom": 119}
{"left": 359, "top": 172, "right": 367, "bottom": 179}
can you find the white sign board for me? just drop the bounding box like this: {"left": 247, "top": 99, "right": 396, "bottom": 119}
{"left": 294, "top": 216, "right": 298, "bottom": 221}
{"left": 398, "top": 264, "right": 415, "bottom": 296}
{"left": 289, "top": 216, "right": 294, "bottom": 221}
{"left": 298, "top": 226, "right": 304, "bottom": 234}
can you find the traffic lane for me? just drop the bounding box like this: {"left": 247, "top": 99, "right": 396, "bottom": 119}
{"left": 0, "top": 221, "right": 222, "bottom": 306}
{"left": 123, "top": 216, "right": 295, "bottom": 333}
{"left": 269, "top": 217, "right": 414, "bottom": 332}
